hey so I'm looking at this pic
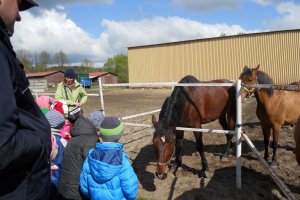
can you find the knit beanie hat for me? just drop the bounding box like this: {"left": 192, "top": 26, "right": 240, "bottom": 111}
{"left": 87, "top": 111, "right": 105, "bottom": 130}
{"left": 99, "top": 117, "right": 124, "bottom": 142}
{"left": 37, "top": 95, "right": 52, "bottom": 109}
{"left": 64, "top": 68, "right": 76, "bottom": 78}
{"left": 46, "top": 110, "right": 65, "bottom": 130}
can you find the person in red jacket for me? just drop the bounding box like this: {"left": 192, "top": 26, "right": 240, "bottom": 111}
{"left": 0, "top": 1, "right": 52, "bottom": 199}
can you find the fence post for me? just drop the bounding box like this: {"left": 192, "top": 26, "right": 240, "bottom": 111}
{"left": 236, "top": 79, "right": 242, "bottom": 189}
{"left": 98, "top": 78, "right": 105, "bottom": 115}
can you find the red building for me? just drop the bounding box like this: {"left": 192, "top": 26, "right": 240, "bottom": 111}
{"left": 26, "top": 71, "right": 64, "bottom": 86}
{"left": 89, "top": 72, "right": 118, "bottom": 85}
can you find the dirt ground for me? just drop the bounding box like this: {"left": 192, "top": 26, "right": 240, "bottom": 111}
{"left": 81, "top": 88, "right": 300, "bottom": 200}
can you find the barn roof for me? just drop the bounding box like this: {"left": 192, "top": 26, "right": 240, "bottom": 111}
{"left": 26, "top": 71, "right": 63, "bottom": 78}
{"left": 128, "top": 28, "right": 300, "bottom": 49}
{"left": 89, "top": 71, "right": 117, "bottom": 78}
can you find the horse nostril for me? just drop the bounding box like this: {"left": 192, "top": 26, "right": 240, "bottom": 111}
{"left": 155, "top": 172, "right": 167, "bottom": 180}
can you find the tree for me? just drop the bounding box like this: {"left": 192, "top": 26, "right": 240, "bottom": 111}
{"left": 38, "top": 50, "right": 51, "bottom": 70}
{"left": 81, "top": 58, "right": 93, "bottom": 73}
{"left": 16, "top": 49, "right": 33, "bottom": 72}
{"left": 53, "top": 50, "right": 68, "bottom": 69}
{"left": 103, "top": 54, "right": 128, "bottom": 83}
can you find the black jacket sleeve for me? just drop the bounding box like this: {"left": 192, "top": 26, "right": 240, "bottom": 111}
{"left": 0, "top": 49, "right": 50, "bottom": 173}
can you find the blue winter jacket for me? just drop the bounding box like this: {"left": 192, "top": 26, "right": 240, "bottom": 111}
{"left": 51, "top": 134, "right": 64, "bottom": 188}
{"left": 80, "top": 142, "right": 138, "bottom": 200}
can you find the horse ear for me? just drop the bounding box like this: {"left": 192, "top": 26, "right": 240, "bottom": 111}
{"left": 253, "top": 64, "right": 260, "bottom": 71}
{"left": 152, "top": 115, "right": 158, "bottom": 128}
{"left": 243, "top": 65, "right": 248, "bottom": 72}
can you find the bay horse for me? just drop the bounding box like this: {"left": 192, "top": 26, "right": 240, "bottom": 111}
{"left": 294, "top": 116, "right": 300, "bottom": 166}
{"left": 239, "top": 65, "right": 300, "bottom": 164}
{"left": 290, "top": 81, "right": 300, "bottom": 86}
{"left": 152, "top": 75, "right": 236, "bottom": 179}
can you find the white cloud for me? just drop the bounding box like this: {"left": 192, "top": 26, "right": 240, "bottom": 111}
{"left": 101, "top": 16, "right": 251, "bottom": 49}
{"left": 11, "top": 9, "right": 254, "bottom": 66}
{"left": 269, "top": 2, "right": 300, "bottom": 30}
{"left": 172, "top": 0, "right": 240, "bottom": 12}
{"left": 12, "top": 10, "right": 106, "bottom": 64}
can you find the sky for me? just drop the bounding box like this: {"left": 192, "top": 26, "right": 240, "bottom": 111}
{"left": 11, "top": 0, "right": 300, "bottom": 67}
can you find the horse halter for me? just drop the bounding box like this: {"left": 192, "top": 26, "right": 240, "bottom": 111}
{"left": 242, "top": 77, "right": 258, "bottom": 96}
{"left": 242, "top": 85, "right": 256, "bottom": 95}
{"left": 156, "top": 145, "right": 175, "bottom": 166}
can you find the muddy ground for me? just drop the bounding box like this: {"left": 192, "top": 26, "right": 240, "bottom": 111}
{"left": 81, "top": 88, "right": 300, "bottom": 200}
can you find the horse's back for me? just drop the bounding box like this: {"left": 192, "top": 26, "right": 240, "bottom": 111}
{"left": 294, "top": 116, "right": 300, "bottom": 165}
{"left": 290, "top": 81, "right": 300, "bottom": 86}
{"left": 180, "top": 77, "right": 234, "bottom": 124}
{"left": 179, "top": 75, "right": 232, "bottom": 84}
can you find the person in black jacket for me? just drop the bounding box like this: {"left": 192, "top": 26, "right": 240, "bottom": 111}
{"left": 0, "top": 1, "right": 52, "bottom": 200}
{"left": 58, "top": 111, "right": 104, "bottom": 200}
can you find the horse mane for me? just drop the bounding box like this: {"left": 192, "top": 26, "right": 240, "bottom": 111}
{"left": 256, "top": 70, "right": 274, "bottom": 96}
{"left": 157, "top": 75, "right": 198, "bottom": 137}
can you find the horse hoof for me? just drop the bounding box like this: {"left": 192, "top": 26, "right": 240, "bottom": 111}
{"left": 269, "top": 160, "right": 278, "bottom": 167}
{"left": 198, "top": 170, "right": 207, "bottom": 178}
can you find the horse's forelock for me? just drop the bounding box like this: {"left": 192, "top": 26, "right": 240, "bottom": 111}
{"left": 242, "top": 67, "right": 252, "bottom": 76}
{"left": 155, "top": 121, "right": 172, "bottom": 139}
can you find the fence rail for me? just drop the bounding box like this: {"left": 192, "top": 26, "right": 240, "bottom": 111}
{"left": 244, "top": 83, "right": 300, "bottom": 91}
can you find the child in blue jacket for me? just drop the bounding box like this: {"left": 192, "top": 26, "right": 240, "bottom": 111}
{"left": 80, "top": 117, "right": 138, "bottom": 200}
{"left": 45, "top": 110, "right": 65, "bottom": 200}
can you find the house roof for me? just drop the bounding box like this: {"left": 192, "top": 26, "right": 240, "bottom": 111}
{"left": 89, "top": 71, "right": 117, "bottom": 78}
{"left": 26, "top": 71, "right": 63, "bottom": 78}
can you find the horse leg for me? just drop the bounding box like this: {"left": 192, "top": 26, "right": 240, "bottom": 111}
{"left": 194, "top": 131, "right": 208, "bottom": 178}
{"left": 219, "top": 116, "right": 232, "bottom": 157}
{"left": 270, "top": 125, "right": 280, "bottom": 165}
{"left": 170, "top": 130, "right": 184, "bottom": 174}
{"left": 262, "top": 125, "right": 271, "bottom": 162}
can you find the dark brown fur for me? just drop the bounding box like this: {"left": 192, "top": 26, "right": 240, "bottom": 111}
{"left": 152, "top": 75, "right": 236, "bottom": 179}
{"left": 290, "top": 81, "right": 300, "bottom": 86}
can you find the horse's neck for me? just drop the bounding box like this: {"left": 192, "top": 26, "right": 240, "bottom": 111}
{"left": 254, "top": 89, "right": 278, "bottom": 108}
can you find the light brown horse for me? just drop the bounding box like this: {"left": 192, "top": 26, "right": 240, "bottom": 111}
{"left": 294, "top": 116, "right": 300, "bottom": 165}
{"left": 152, "top": 75, "right": 236, "bottom": 179}
{"left": 239, "top": 65, "right": 300, "bottom": 164}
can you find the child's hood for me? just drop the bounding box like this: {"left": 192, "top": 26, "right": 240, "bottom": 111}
{"left": 87, "top": 142, "right": 124, "bottom": 183}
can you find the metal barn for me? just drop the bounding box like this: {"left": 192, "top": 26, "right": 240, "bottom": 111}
{"left": 128, "top": 29, "right": 300, "bottom": 84}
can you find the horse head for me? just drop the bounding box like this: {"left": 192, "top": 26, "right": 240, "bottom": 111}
{"left": 152, "top": 115, "right": 176, "bottom": 180}
{"left": 239, "top": 64, "right": 260, "bottom": 100}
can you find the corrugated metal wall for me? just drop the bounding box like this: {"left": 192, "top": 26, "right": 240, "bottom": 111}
{"left": 128, "top": 29, "right": 300, "bottom": 84}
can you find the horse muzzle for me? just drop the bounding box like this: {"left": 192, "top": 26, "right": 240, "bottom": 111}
{"left": 155, "top": 163, "right": 169, "bottom": 180}
{"left": 155, "top": 172, "right": 167, "bottom": 180}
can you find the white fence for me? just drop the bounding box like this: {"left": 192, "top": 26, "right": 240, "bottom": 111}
{"left": 98, "top": 78, "right": 297, "bottom": 200}
{"left": 98, "top": 78, "right": 243, "bottom": 189}
{"left": 34, "top": 78, "right": 295, "bottom": 199}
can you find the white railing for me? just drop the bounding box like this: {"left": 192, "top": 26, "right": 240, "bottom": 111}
{"left": 99, "top": 78, "right": 243, "bottom": 189}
